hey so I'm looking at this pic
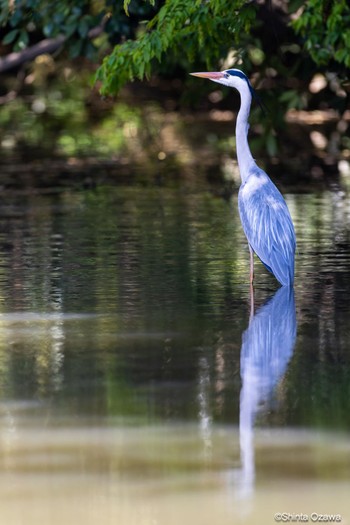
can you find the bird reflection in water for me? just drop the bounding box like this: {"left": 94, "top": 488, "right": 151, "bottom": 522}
{"left": 238, "top": 285, "right": 297, "bottom": 499}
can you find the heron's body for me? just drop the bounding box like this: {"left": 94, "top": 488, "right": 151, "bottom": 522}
{"left": 238, "top": 167, "right": 295, "bottom": 286}
{"left": 191, "top": 69, "right": 296, "bottom": 286}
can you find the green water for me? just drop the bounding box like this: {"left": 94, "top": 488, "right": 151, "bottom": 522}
{"left": 0, "top": 185, "right": 349, "bottom": 524}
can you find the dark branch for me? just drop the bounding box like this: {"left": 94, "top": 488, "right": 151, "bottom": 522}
{"left": 0, "top": 23, "right": 105, "bottom": 74}
{"left": 0, "top": 36, "right": 66, "bottom": 73}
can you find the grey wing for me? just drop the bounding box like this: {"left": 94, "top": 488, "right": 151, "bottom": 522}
{"left": 238, "top": 179, "right": 296, "bottom": 286}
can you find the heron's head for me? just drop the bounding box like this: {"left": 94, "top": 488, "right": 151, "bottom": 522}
{"left": 190, "top": 68, "right": 256, "bottom": 98}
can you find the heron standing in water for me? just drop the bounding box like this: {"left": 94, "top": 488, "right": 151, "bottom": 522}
{"left": 191, "top": 69, "right": 295, "bottom": 287}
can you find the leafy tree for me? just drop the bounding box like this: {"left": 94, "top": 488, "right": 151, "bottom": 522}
{"left": 0, "top": 0, "right": 349, "bottom": 165}
{"left": 1, "top": 0, "right": 349, "bottom": 86}
{"left": 96, "top": 0, "right": 257, "bottom": 94}
{"left": 292, "top": 0, "right": 350, "bottom": 68}
{"left": 96, "top": 0, "right": 350, "bottom": 94}
{"left": 0, "top": 0, "right": 158, "bottom": 72}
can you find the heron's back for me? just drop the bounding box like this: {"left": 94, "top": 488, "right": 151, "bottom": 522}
{"left": 238, "top": 169, "right": 296, "bottom": 286}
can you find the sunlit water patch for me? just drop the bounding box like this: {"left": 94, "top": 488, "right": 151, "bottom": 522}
{"left": 0, "top": 421, "right": 348, "bottom": 525}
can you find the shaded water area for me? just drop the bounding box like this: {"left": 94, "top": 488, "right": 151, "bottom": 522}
{"left": 0, "top": 181, "right": 349, "bottom": 524}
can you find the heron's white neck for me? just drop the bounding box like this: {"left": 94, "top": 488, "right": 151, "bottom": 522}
{"left": 235, "top": 83, "right": 256, "bottom": 183}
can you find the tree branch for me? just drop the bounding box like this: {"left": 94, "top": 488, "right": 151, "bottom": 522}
{"left": 0, "top": 23, "right": 105, "bottom": 74}
{"left": 0, "top": 35, "right": 66, "bottom": 73}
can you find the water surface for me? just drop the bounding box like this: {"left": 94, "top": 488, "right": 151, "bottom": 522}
{"left": 0, "top": 185, "right": 349, "bottom": 524}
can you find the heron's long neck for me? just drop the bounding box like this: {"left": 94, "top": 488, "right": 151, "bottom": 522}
{"left": 235, "top": 87, "right": 255, "bottom": 183}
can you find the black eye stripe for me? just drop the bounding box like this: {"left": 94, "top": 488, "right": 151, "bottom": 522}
{"left": 224, "top": 69, "right": 258, "bottom": 102}
{"left": 226, "top": 69, "right": 250, "bottom": 83}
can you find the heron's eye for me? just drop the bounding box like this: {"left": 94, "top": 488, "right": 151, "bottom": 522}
{"left": 224, "top": 73, "right": 229, "bottom": 79}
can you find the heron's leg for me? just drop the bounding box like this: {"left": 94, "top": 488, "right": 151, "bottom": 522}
{"left": 249, "top": 281, "right": 254, "bottom": 321}
{"left": 249, "top": 245, "right": 254, "bottom": 284}
{"left": 249, "top": 245, "right": 255, "bottom": 319}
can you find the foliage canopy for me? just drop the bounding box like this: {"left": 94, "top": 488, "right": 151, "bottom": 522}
{"left": 1, "top": 0, "right": 349, "bottom": 92}
{"left": 95, "top": 0, "right": 257, "bottom": 94}
{"left": 292, "top": 0, "right": 350, "bottom": 68}
{"left": 0, "top": 0, "right": 349, "bottom": 164}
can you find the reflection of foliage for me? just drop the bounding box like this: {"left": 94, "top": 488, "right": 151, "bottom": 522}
{"left": 0, "top": 188, "right": 349, "bottom": 429}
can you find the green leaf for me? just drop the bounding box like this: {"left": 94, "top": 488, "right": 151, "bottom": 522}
{"left": 266, "top": 133, "right": 277, "bottom": 157}
{"left": 65, "top": 21, "right": 78, "bottom": 38}
{"left": 43, "top": 23, "right": 54, "bottom": 37}
{"left": 124, "top": 0, "right": 131, "bottom": 16}
{"left": 2, "top": 28, "right": 19, "bottom": 45}
{"left": 69, "top": 39, "right": 83, "bottom": 58}
{"left": 15, "top": 30, "right": 29, "bottom": 50}
{"left": 78, "top": 17, "right": 90, "bottom": 38}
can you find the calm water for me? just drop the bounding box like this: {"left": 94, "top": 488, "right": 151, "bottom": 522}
{"left": 0, "top": 184, "right": 349, "bottom": 524}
